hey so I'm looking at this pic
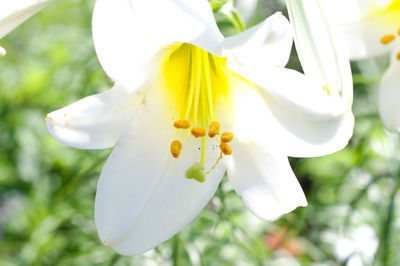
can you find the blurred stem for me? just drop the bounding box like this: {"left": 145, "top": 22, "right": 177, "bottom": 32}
{"left": 374, "top": 174, "right": 400, "bottom": 266}
{"left": 53, "top": 155, "right": 107, "bottom": 201}
{"left": 222, "top": 7, "right": 246, "bottom": 33}
{"left": 230, "top": 9, "right": 246, "bottom": 32}
{"left": 109, "top": 254, "right": 121, "bottom": 266}
{"left": 355, "top": 113, "right": 380, "bottom": 121}
{"left": 352, "top": 74, "right": 380, "bottom": 86}
{"left": 215, "top": 183, "right": 265, "bottom": 264}
{"left": 172, "top": 233, "right": 181, "bottom": 266}
{"left": 345, "top": 172, "right": 390, "bottom": 226}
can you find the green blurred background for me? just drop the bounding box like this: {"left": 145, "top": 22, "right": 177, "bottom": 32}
{"left": 0, "top": 0, "right": 399, "bottom": 265}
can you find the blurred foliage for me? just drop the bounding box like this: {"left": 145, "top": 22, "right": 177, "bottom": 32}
{"left": 0, "top": 0, "right": 400, "bottom": 265}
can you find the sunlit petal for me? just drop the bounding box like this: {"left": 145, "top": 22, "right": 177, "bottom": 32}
{"left": 227, "top": 140, "right": 307, "bottom": 221}
{"left": 46, "top": 84, "right": 136, "bottom": 149}
{"left": 224, "top": 12, "right": 293, "bottom": 70}
{"left": 230, "top": 68, "right": 354, "bottom": 157}
{"left": 95, "top": 114, "right": 224, "bottom": 255}
{"left": 92, "top": 0, "right": 223, "bottom": 88}
{"left": 0, "top": 0, "right": 53, "bottom": 38}
{"left": 286, "top": 0, "right": 353, "bottom": 105}
{"left": 379, "top": 57, "right": 400, "bottom": 132}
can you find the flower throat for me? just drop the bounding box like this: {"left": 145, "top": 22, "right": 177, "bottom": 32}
{"left": 163, "top": 43, "right": 234, "bottom": 182}
{"left": 379, "top": 0, "right": 400, "bottom": 60}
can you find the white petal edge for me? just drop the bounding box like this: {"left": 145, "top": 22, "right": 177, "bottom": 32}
{"left": 378, "top": 57, "right": 400, "bottom": 132}
{"left": 285, "top": 0, "right": 354, "bottom": 105}
{"left": 229, "top": 68, "right": 354, "bottom": 158}
{"left": 227, "top": 140, "right": 307, "bottom": 221}
{"left": 224, "top": 12, "right": 293, "bottom": 70}
{"left": 95, "top": 115, "right": 225, "bottom": 255}
{"left": 92, "top": 0, "right": 223, "bottom": 88}
{"left": 46, "top": 84, "right": 136, "bottom": 150}
{"left": 0, "top": 0, "right": 53, "bottom": 39}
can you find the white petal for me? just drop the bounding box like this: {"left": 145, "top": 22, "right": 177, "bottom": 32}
{"left": 92, "top": 0, "right": 223, "bottom": 88}
{"left": 322, "top": 0, "right": 387, "bottom": 24}
{"left": 230, "top": 68, "right": 354, "bottom": 158}
{"left": 379, "top": 58, "right": 400, "bottom": 132}
{"left": 224, "top": 12, "right": 293, "bottom": 70}
{"left": 0, "top": 0, "right": 53, "bottom": 39}
{"left": 134, "top": 0, "right": 223, "bottom": 52}
{"left": 286, "top": 0, "right": 354, "bottom": 105}
{"left": 46, "top": 84, "right": 136, "bottom": 150}
{"left": 227, "top": 140, "right": 307, "bottom": 221}
{"left": 95, "top": 103, "right": 225, "bottom": 255}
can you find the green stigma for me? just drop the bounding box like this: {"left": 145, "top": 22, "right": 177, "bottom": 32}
{"left": 185, "top": 162, "right": 205, "bottom": 183}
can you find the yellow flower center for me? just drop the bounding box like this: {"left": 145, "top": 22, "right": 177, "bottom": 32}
{"left": 378, "top": 0, "right": 400, "bottom": 60}
{"left": 162, "top": 43, "right": 236, "bottom": 182}
{"left": 386, "top": 0, "right": 400, "bottom": 11}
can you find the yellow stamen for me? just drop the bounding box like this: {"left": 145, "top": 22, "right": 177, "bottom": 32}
{"left": 381, "top": 34, "right": 395, "bottom": 44}
{"left": 208, "top": 121, "right": 220, "bottom": 138}
{"left": 174, "top": 120, "right": 191, "bottom": 129}
{"left": 397, "top": 52, "right": 400, "bottom": 61}
{"left": 162, "top": 43, "right": 237, "bottom": 178}
{"left": 191, "top": 127, "right": 206, "bottom": 138}
{"left": 398, "top": 27, "right": 400, "bottom": 36}
{"left": 220, "top": 142, "right": 232, "bottom": 155}
{"left": 170, "top": 140, "right": 182, "bottom": 158}
{"left": 221, "top": 132, "right": 234, "bottom": 143}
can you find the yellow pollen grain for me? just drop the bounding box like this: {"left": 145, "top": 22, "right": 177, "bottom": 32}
{"left": 381, "top": 34, "right": 396, "bottom": 44}
{"left": 397, "top": 52, "right": 400, "bottom": 61}
{"left": 208, "top": 121, "right": 220, "bottom": 138}
{"left": 220, "top": 142, "right": 232, "bottom": 155}
{"left": 174, "top": 120, "right": 191, "bottom": 129}
{"left": 221, "top": 132, "right": 234, "bottom": 143}
{"left": 191, "top": 127, "right": 206, "bottom": 138}
{"left": 170, "top": 140, "right": 182, "bottom": 158}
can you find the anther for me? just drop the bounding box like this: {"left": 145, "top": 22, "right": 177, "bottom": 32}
{"left": 174, "top": 120, "right": 191, "bottom": 129}
{"left": 191, "top": 127, "right": 206, "bottom": 138}
{"left": 398, "top": 27, "right": 400, "bottom": 36}
{"left": 397, "top": 52, "right": 400, "bottom": 61}
{"left": 170, "top": 140, "right": 182, "bottom": 158}
{"left": 381, "top": 34, "right": 395, "bottom": 44}
{"left": 208, "top": 121, "right": 220, "bottom": 138}
{"left": 220, "top": 142, "right": 232, "bottom": 155}
{"left": 221, "top": 132, "right": 234, "bottom": 143}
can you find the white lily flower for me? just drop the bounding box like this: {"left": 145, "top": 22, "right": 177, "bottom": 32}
{"left": 0, "top": 0, "right": 54, "bottom": 55}
{"left": 323, "top": 0, "right": 400, "bottom": 131}
{"left": 46, "top": 0, "right": 353, "bottom": 255}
